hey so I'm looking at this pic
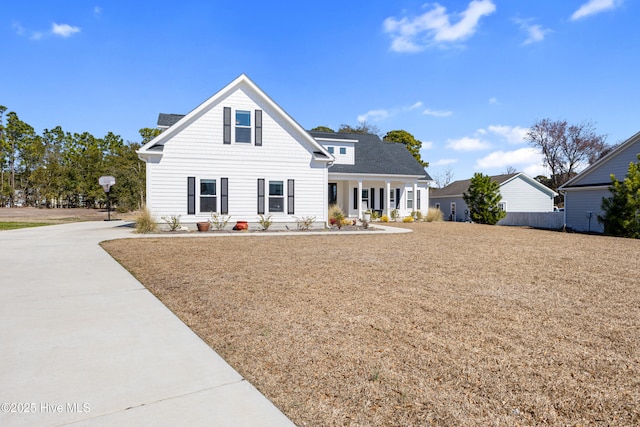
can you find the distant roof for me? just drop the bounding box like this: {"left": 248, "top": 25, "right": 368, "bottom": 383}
{"left": 158, "top": 113, "right": 185, "bottom": 128}
{"left": 309, "top": 131, "right": 432, "bottom": 180}
{"left": 431, "top": 173, "right": 519, "bottom": 197}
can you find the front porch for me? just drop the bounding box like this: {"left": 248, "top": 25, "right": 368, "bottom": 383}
{"left": 328, "top": 176, "right": 427, "bottom": 220}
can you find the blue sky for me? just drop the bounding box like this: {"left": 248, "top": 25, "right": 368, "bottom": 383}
{"left": 3, "top": 1, "right": 638, "bottom": 183}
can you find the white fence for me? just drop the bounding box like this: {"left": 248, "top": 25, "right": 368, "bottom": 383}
{"left": 498, "top": 212, "right": 564, "bottom": 230}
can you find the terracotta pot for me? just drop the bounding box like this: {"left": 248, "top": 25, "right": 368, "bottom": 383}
{"left": 233, "top": 221, "right": 248, "bottom": 231}
{"left": 329, "top": 218, "right": 337, "bottom": 225}
{"left": 196, "top": 221, "right": 210, "bottom": 232}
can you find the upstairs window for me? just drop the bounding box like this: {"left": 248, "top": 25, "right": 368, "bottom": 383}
{"left": 328, "top": 146, "right": 334, "bottom": 154}
{"left": 339, "top": 147, "right": 346, "bottom": 155}
{"left": 235, "top": 110, "right": 251, "bottom": 143}
{"left": 200, "top": 179, "right": 217, "bottom": 212}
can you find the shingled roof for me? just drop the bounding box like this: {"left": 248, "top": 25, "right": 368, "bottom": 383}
{"left": 157, "top": 113, "right": 185, "bottom": 128}
{"left": 431, "top": 173, "right": 519, "bottom": 197}
{"left": 309, "top": 131, "right": 432, "bottom": 180}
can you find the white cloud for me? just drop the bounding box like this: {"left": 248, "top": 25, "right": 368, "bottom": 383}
{"left": 52, "top": 23, "right": 81, "bottom": 37}
{"left": 446, "top": 137, "right": 491, "bottom": 151}
{"left": 488, "top": 97, "right": 498, "bottom": 105}
{"left": 407, "top": 101, "right": 423, "bottom": 110}
{"left": 383, "top": 0, "right": 496, "bottom": 52}
{"left": 357, "top": 109, "right": 388, "bottom": 123}
{"left": 571, "top": 0, "right": 622, "bottom": 20}
{"left": 31, "top": 32, "right": 44, "bottom": 41}
{"left": 513, "top": 18, "right": 551, "bottom": 45}
{"left": 433, "top": 158, "right": 458, "bottom": 166}
{"left": 94, "top": 6, "right": 102, "bottom": 15}
{"left": 12, "top": 21, "right": 25, "bottom": 35}
{"left": 421, "top": 141, "right": 434, "bottom": 150}
{"left": 486, "top": 125, "right": 529, "bottom": 144}
{"left": 474, "top": 147, "right": 543, "bottom": 171}
{"left": 423, "top": 108, "right": 453, "bottom": 117}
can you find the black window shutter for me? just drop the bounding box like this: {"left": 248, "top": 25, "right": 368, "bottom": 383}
{"left": 257, "top": 179, "right": 265, "bottom": 214}
{"left": 395, "top": 189, "right": 400, "bottom": 209}
{"left": 379, "top": 188, "right": 384, "bottom": 210}
{"left": 370, "top": 188, "right": 375, "bottom": 210}
{"left": 187, "top": 177, "right": 196, "bottom": 214}
{"left": 417, "top": 189, "right": 421, "bottom": 210}
{"left": 223, "top": 107, "right": 231, "bottom": 144}
{"left": 353, "top": 187, "right": 358, "bottom": 210}
{"left": 221, "top": 178, "right": 229, "bottom": 214}
{"left": 255, "top": 110, "right": 262, "bottom": 146}
{"left": 287, "top": 179, "right": 294, "bottom": 214}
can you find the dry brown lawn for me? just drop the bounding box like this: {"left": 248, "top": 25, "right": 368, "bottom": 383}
{"left": 0, "top": 207, "right": 136, "bottom": 223}
{"left": 102, "top": 222, "right": 640, "bottom": 426}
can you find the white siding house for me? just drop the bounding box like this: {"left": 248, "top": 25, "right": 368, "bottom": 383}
{"left": 137, "top": 74, "right": 332, "bottom": 227}
{"left": 430, "top": 173, "right": 557, "bottom": 221}
{"left": 559, "top": 131, "right": 640, "bottom": 233}
{"left": 137, "top": 74, "right": 432, "bottom": 227}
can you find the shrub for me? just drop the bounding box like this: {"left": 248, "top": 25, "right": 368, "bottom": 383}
{"left": 426, "top": 208, "right": 443, "bottom": 222}
{"left": 161, "top": 214, "right": 181, "bottom": 231}
{"left": 295, "top": 216, "right": 316, "bottom": 231}
{"left": 258, "top": 214, "right": 273, "bottom": 231}
{"left": 391, "top": 209, "right": 399, "bottom": 221}
{"left": 210, "top": 213, "right": 231, "bottom": 230}
{"left": 380, "top": 214, "right": 389, "bottom": 222}
{"left": 414, "top": 211, "right": 423, "bottom": 220}
{"left": 328, "top": 204, "right": 344, "bottom": 220}
{"left": 135, "top": 206, "right": 158, "bottom": 233}
{"left": 402, "top": 216, "right": 415, "bottom": 223}
{"left": 370, "top": 210, "right": 380, "bottom": 220}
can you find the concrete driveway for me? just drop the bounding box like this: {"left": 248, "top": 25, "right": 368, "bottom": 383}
{"left": 0, "top": 221, "right": 294, "bottom": 426}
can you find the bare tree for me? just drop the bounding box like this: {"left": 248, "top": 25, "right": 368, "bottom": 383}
{"left": 503, "top": 166, "right": 518, "bottom": 174}
{"left": 433, "top": 166, "right": 454, "bottom": 188}
{"left": 526, "top": 118, "right": 608, "bottom": 190}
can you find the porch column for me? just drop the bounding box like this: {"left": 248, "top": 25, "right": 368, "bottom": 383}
{"left": 385, "top": 180, "right": 391, "bottom": 217}
{"left": 357, "top": 179, "right": 363, "bottom": 219}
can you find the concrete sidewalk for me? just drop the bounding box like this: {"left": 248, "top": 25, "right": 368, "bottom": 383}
{"left": 0, "top": 221, "right": 295, "bottom": 426}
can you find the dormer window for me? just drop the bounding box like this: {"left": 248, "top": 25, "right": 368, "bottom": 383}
{"left": 339, "top": 147, "right": 346, "bottom": 155}
{"left": 235, "top": 110, "right": 251, "bottom": 143}
{"left": 328, "top": 147, "right": 334, "bottom": 154}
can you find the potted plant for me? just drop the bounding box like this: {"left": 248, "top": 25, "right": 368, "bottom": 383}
{"left": 363, "top": 209, "right": 371, "bottom": 222}
{"left": 196, "top": 221, "right": 210, "bottom": 232}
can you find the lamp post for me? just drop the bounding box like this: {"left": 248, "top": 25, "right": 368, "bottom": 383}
{"left": 99, "top": 176, "right": 116, "bottom": 221}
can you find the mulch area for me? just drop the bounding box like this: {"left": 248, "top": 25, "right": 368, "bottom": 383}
{"left": 102, "top": 222, "right": 640, "bottom": 426}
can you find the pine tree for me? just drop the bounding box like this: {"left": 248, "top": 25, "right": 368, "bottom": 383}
{"left": 463, "top": 173, "right": 506, "bottom": 225}
{"left": 598, "top": 154, "right": 640, "bottom": 238}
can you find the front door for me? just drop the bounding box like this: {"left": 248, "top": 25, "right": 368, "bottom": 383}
{"left": 328, "top": 183, "right": 337, "bottom": 206}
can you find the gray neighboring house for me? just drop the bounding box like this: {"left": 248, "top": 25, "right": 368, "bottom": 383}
{"left": 308, "top": 131, "right": 433, "bottom": 219}
{"left": 559, "top": 130, "right": 640, "bottom": 233}
{"left": 430, "top": 172, "right": 557, "bottom": 221}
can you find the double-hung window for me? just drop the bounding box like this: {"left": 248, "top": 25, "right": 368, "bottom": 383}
{"left": 407, "top": 190, "right": 414, "bottom": 210}
{"left": 361, "top": 189, "right": 369, "bottom": 209}
{"left": 200, "top": 179, "right": 217, "bottom": 212}
{"left": 269, "top": 181, "right": 284, "bottom": 212}
{"left": 328, "top": 146, "right": 334, "bottom": 154}
{"left": 339, "top": 147, "right": 346, "bottom": 155}
{"left": 235, "top": 110, "right": 251, "bottom": 143}
{"left": 389, "top": 188, "right": 395, "bottom": 207}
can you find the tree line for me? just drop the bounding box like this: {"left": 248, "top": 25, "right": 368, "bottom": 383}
{"left": 0, "top": 105, "right": 159, "bottom": 210}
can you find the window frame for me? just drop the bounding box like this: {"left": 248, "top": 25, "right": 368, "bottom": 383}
{"left": 235, "top": 110, "right": 252, "bottom": 143}
{"left": 339, "top": 147, "right": 346, "bottom": 155}
{"left": 268, "top": 180, "right": 285, "bottom": 213}
{"left": 199, "top": 179, "right": 217, "bottom": 213}
{"left": 407, "top": 190, "right": 414, "bottom": 210}
{"left": 361, "top": 188, "right": 369, "bottom": 209}
{"left": 328, "top": 146, "right": 334, "bottom": 154}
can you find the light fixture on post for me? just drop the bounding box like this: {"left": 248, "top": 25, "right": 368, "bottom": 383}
{"left": 99, "top": 176, "right": 116, "bottom": 221}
